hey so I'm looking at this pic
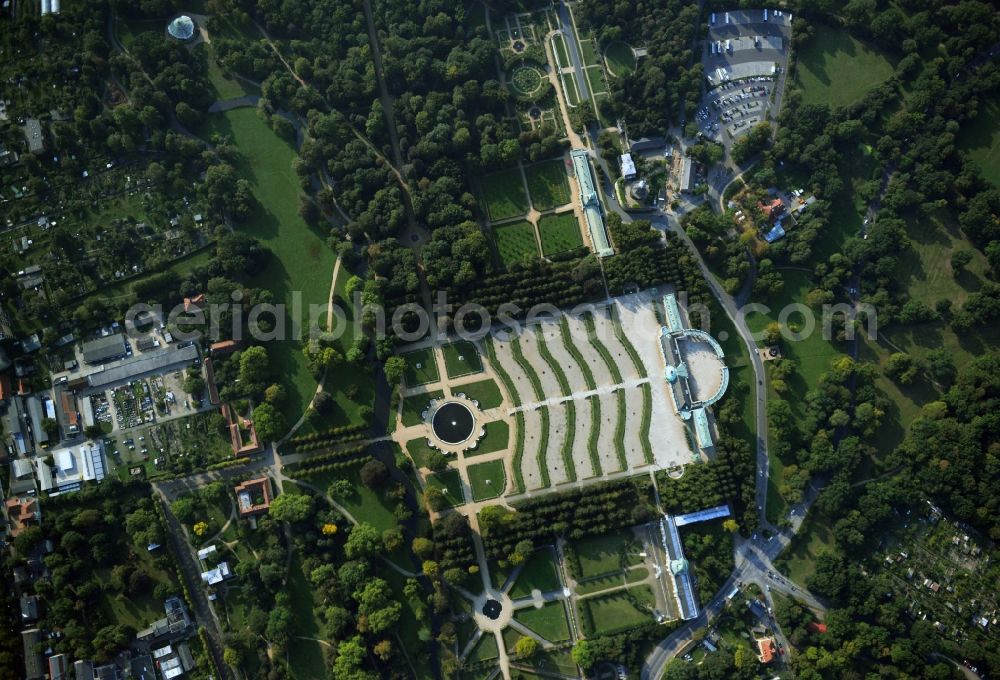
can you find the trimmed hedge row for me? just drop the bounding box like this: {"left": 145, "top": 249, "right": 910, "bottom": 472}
{"left": 285, "top": 455, "right": 372, "bottom": 479}
{"left": 290, "top": 431, "right": 367, "bottom": 452}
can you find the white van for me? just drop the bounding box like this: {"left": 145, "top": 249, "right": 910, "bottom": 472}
{"left": 764, "top": 8, "right": 769, "bottom": 21}
{"left": 725, "top": 12, "right": 730, "bottom": 24}
{"left": 710, "top": 12, "right": 716, "bottom": 24}
{"left": 726, "top": 39, "right": 732, "bottom": 52}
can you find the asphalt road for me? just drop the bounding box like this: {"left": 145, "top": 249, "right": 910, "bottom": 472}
{"left": 556, "top": 0, "right": 590, "bottom": 101}
{"left": 153, "top": 484, "right": 232, "bottom": 680}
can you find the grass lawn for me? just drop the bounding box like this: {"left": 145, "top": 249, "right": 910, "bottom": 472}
{"left": 529, "top": 649, "right": 580, "bottom": 676}
{"left": 509, "top": 547, "right": 562, "bottom": 598}
{"left": 493, "top": 220, "right": 540, "bottom": 267}
{"left": 579, "top": 38, "right": 600, "bottom": 67}
{"left": 427, "top": 469, "right": 465, "bottom": 507}
{"left": 524, "top": 159, "right": 571, "bottom": 211}
{"left": 405, "top": 436, "right": 438, "bottom": 469}
{"left": 574, "top": 566, "right": 649, "bottom": 595}
{"left": 552, "top": 33, "right": 570, "bottom": 67}
{"left": 896, "top": 209, "right": 991, "bottom": 311}
{"left": 116, "top": 17, "right": 160, "bottom": 49}
{"left": 514, "top": 601, "right": 572, "bottom": 642}
{"left": 468, "top": 632, "right": 499, "bottom": 663}
{"left": 293, "top": 466, "right": 400, "bottom": 532}
{"left": 774, "top": 509, "right": 840, "bottom": 585}
{"left": 959, "top": 93, "right": 1000, "bottom": 188}
{"left": 401, "top": 347, "right": 440, "bottom": 386}
{"left": 571, "top": 530, "right": 636, "bottom": 579}
{"left": 442, "top": 340, "right": 483, "bottom": 378}
{"left": 585, "top": 67, "right": 608, "bottom": 95}
{"left": 745, "top": 271, "right": 843, "bottom": 388}
{"left": 793, "top": 22, "right": 895, "bottom": 108}
{"left": 467, "top": 420, "right": 509, "bottom": 456}
{"left": 96, "top": 246, "right": 215, "bottom": 302}
{"left": 537, "top": 213, "right": 583, "bottom": 255}
{"left": 746, "top": 271, "right": 843, "bottom": 520}
{"left": 285, "top": 552, "right": 326, "bottom": 679}
{"left": 481, "top": 167, "right": 530, "bottom": 221}
{"left": 381, "top": 568, "right": 435, "bottom": 678}
{"left": 604, "top": 41, "right": 635, "bottom": 76}
{"left": 563, "top": 73, "right": 581, "bottom": 107}
{"left": 580, "top": 586, "right": 654, "bottom": 635}
{"left": 198, "top": 109, "right": 365, "bottom": 430}
{"left": 195, "top": 41, "right": 257, "bottom": 100}
{"left": 459, "top": 378, "right": 504, "bottom": 409}
{"left": 468, "top": 459, "right": 506, "bottom": 501}
{"left": 401, "top": 389, "right": 443, "bottom": 427}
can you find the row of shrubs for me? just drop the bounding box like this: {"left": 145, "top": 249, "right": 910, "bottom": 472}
{"left": 286, "top": 455, "right": 373, "bottom": 479}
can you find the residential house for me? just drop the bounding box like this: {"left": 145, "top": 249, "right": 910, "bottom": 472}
{"left": 756, "top": 637, "right": 777, "bottom": 664}
{"left": 619, "top": 153, "right": 636, "bottom": 180}
{"left": 758, "top": 197, "right": 785, "bottom": 222}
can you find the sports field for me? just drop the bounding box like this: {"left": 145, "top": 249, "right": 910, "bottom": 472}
{"left": 793, "top": 23, "right": 894, "bottom": 108}
{"left": 481, "top": 167, "right": 530, "bottom": 221}
{"left": 493, "top": 220, "right": 540, "bottom": 266}
{"left": 959, "top": 94, "right": 1000, "bottom": 188}
{"left": 538, "top": 213, "right": 584, "bottom": 255}
{"left": 198, "top": 108, "right": 367, "bottom": 429}
{"left": 524, "top": 159, "right": 571, "bottom": 210}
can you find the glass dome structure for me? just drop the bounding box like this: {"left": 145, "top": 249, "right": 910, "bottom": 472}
{"left": 167, "top": 15, "right": 196, "bottom": 41}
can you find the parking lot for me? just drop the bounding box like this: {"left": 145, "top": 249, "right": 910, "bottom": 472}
{"left": 697, "top": 9, "right": 793, "bottom": 151}
{"left": 695, "top": 77, "right": 774, "bottom": 142}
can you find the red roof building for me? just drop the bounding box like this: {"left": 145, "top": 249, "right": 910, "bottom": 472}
{"left": 183, "top": 293, "right": 205, "bottom": 313}
{"left": 757, "top": 637, "right": 776, "bottom": 664}
{"left": 5, "top": 497, "right": 39, "bottom": 537}
{"left": 808, "top": 622, "right": 828, "bottom": 634}
{"left": 209, "top": 339, "right": 241, "bottom": 355}
{"left": 234, "top": 477, "right": 272, "bottom": 516}
{"left": 758, "top": 198, "right": 785, "bottom": 222}
{"left": 203, "top": 358, "right": 220, "bottom": 406}
{"left": 222, "top": 403, "right": 263, "bottom": 457}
